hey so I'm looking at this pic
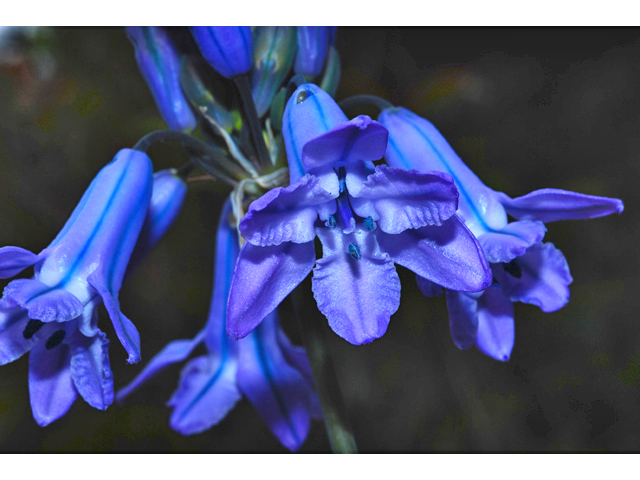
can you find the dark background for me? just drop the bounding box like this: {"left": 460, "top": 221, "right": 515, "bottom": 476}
{"left": 0, "top": 27, "right": 637, "bottom": 452}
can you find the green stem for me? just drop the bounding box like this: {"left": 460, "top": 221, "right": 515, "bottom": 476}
{"left": 338, "top": 94, "right": 394, "bottom": 113}
{"left": 292, "top": 277, "right": 358, "bottom": 454}
{"left": 233, "top": 75, "right": 271, "bottom": 170}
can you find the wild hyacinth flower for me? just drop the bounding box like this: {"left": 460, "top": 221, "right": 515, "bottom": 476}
{"left": 190, "top": 26, "right": 253, "bottom": 79}
{"left": 294, "top": 27, "right": 336, "bottom": 78}
{"left": 0, "top": 167, "right": 187, "bottom": 425}
{"left": 117, "top": 200, "right": 320, "bottom": 451}
{"left": 378, "top": 107, "right": 624, "bottom": 360}
{"left": 226, "top": 84, "right": 491, "bottom": 346}
{"left": 127, "top": 27, "right": 196, "bottom": 132}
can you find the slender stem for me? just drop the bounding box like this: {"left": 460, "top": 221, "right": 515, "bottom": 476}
{"left": 338, "top": 94, "right": 394, "bottom": 113}
{"left": 292, "top": 277, "right": 358, "bottom": 454}
{"left": 233, "top": 75, "right": 271, "bottom": 170}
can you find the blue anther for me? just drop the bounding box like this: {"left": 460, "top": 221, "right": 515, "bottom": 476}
{"left": 364, "top": 216, "right": 377, "bottom": 231}
{"left": 348, "top": 242, "right": 361, "bottom": 260}
{"left": 325, "top": 214, "right": 337, "bottom": 229}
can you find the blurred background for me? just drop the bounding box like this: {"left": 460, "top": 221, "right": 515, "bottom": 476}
{"left": 0, "top": 27, "right": 637, "bottom": 452}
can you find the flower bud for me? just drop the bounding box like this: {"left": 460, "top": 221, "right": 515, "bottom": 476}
{"left": 190, "top": 26, "right": 252, "bottom": 79}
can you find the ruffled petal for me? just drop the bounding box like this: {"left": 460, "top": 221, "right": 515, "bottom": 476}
{"left": 0, "top": 308, "right": 36, "bottom": 365}
{"left": 475, "top": 286, "right": 515, "bottom": 362}
{"left": 28, "top": 340, "right": 78, "bottom": 426}
{"left": 445, "top": 290, "right": 479, "bottom": 349}
{"left": 0, "top": 278, "right": 83, "bottom": 323}
{"left": 379, "top": 215, "right": 491, "bottom": 292}
{"left": 492, "top": 242, "right": 572, "bottom": 313}
{"left": 239, "top": 175, "right": 336, "bottom": 247}
{"left": 497, "top": 188, "right": 624, "bottom": 223}
{"left": 478, "top": 220, "right": 547, "bottom": 264}
{"left": 236, "top": 311, "right": 312, "bottom": 451}
{"left": 0, "top": 246, "right": 42, "bottom": 279}
{"left": 168, "top": 354, "right": 241, "bottom": 435}
{"left": 69, "top": 330, "right": 114, "bottom": 410}
{"left": 313, "top": 228, "right": 400, "bottom": 345}
{"left": 116, "top": 332, "right": 205, "bottom": 402}
{"left": 349, "top": 165, "right": 458, "bottom": 234}
{"left": 227, "top": 241, "right": 316, "bottom": 340}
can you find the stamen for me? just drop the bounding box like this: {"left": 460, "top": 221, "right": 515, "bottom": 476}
{"left": 348, "top": 243, "right": 361, "bottom": 260}
{"left": 23, "top": 319, "right": 44, "bottom": 340}
{"left": 503, "top": 260, "right": 522, "bottom": 279}
{"left": 338, "top": 166, "right": 346, "bottom": 193}
{"left": 364, "top": 216, "right": 377, "bottom": 232}
{"left": 45, "top": 330, "right": 66, "bottom": 350}
{"left": 325, "top": 214, "right": 337, "bottom": 229}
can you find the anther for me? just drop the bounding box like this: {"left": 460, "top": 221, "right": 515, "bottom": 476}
{"left": 364, "top": 216, "right": 377, "bottom": 232}
{"left": 348, "top": 243, "right": 361, "bottom": 260}
{"left": 45, "top": 330, "right": 66, "bottom": 350}
{"left": 325, "top": 214, "right": 337, "bottom": 229}
{"left": 502, "top": 260, "right": 522, "bottom": 279}
{"left": 23, "top": 319, "right": 44, "bottom": 340}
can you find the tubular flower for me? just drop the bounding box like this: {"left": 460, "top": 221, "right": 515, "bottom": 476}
{"left": 190, "top": 26, "right": 253, "bottom": 79}
{"left": 117, "top": 199, "right": 320, "bottom": 451}
{"left": 226, "top": 84, "right": 491, "bottom": 346}
{"left": 294, "top": 27, "right": 335, "bottom": 79}
{"left": 378, "top": 106, "right": 624, "bottom": 361}
{"left": 126, "top": 27, "right": 197, "bottom": 132}
{"left": 0, "top": 167, "right": 187, "bottom": 425}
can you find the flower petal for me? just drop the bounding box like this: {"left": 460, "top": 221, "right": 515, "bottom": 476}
{"left": 478, "top": 220, "right": 547, "bottom": 264}
{"left": 0, "top": 308, "right": 36, "bottom": 365}
{"left": 28, "top": 340, "right": 78, "bottom": 426}
{"left": 379, "top": 215, "right": 491, "bottom": 292}
{"left": 349, "top": 165, "right": 458, "bottom": 234}
{"left": 236, "top": 311, "right": 312, "bottom": 451}
{"left": 445, "top": 290, "right": 479, "bottom": 349}
{"left": 313, "top": 228, "right": 400, "bottom": 345}
{"left": 0, "top": 246, "right": 42, "bottom": 279}
{"left": 227, "top": 241, "right": 316, "bottom": 340}
{"left": 168, "top": 354, "right": 241, "bottom": 435}
{"left": 69, "top": 330, "right": 114, "bottom": 410}
{"left": 496, "top": 188, "right": 624, "bottom": 223}
{"left": 475, "top": 286, "right": 515, "bottom": 362}
{"left": 116, "top": 333, "right": 205, "bottom": 402}
{"left": 415, "top": 276, "right": 443, "bottom": 297}
{"left": 492, "top": 242, "right": 572, "bottom": 313}
{"left": 239, "top": 175, "right": 336, "bottom": 247}
{"left": 0, "top": 278, "right": 83, "bottom": 323}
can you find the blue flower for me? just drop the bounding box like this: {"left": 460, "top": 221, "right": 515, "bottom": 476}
{"left": 378, "top": 106, "right": 624, "bottom": 361}
{"left": 190, "top": 27, "right": 253, "bottom": 79}
{"left": 0, "top": 155, "right": 187, "bottom": 425}
{"left": 126, "top": 27, "right": 197, "bottom": 132}
{"left": 117, "top": 199, "right": 320, "bottom": 451}
{"left": 226, "top": 84, "right": 491, "bottom": 345}
{"left": 294, "top": 27, "right": 336, "bottom": 78}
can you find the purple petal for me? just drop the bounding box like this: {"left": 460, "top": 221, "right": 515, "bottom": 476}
{"left": 88, "top": 272, "right": 140, "bottom": 364}
{"left": 445, "top": 290, "right": 479, "bottom": 349}
{"left": 349, "top": 165, "right": 458, "bottom": 234}
{"left": 478, "top": 220, "right": 547, "bottom": 264}
{"left": 116, "top": 333, "right": 204, "bottom": 402}
{"left": 237, "top": 311, "right": 312, "bottom": 451}
{"left": 497, "top": 188, "right": 624, "bottom": 223}
{"left": 227, "top": 241, "right": 316, "bottom": 340}
{"left": 0, "top": 308, "right": 36, "bottom": 365}
{"left": 0, "top": 246, "right": 42, "bottom": 279}
{"left": 168, "top": 354, "right": 241, "bottom": 435}
{"left": 239, "top": 175, "right": 336, "bottom": 247}
{"left": 416, "top": 276, "right": 443, "bottom": 297}
{"left": 0, "top": 278, "right": 83, "bottom": 323}
{"left": 301, "top": 115, "right": 388, "bottom": 170}
{"left": 475, "top": 286, "right": 515, "bottom": 362}
{"left": 69, "top": 330, "right": 114, "bottom": 410}
{"left": 28, "top": 340, "right": 78, "bottom": 426}
{"left": 379, "top": 215, "right": 491, "bottom": 292}
{"left": 493, "top": 242, "right": 572, "bottom": 313}
{"left": 313, "top": 228, "right": 400, "bottom": 345}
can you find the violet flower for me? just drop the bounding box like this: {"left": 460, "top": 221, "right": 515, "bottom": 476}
{"left": 126, "top": 27, "right": 197, "bottom": 132}
{"left": 190, "top": 27, "right": 253, "bottom": 79}
{"left": 117, "top": 200, "right": 320, "bottom": 451}
{"left": 226, "top": 84, "right": 491, "bottom": 346}
{"left": 294, "top": 27, "right": 335, "bottom": 78}
{"left": 378, "top": 107, "right": 624, "bottom": 361}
